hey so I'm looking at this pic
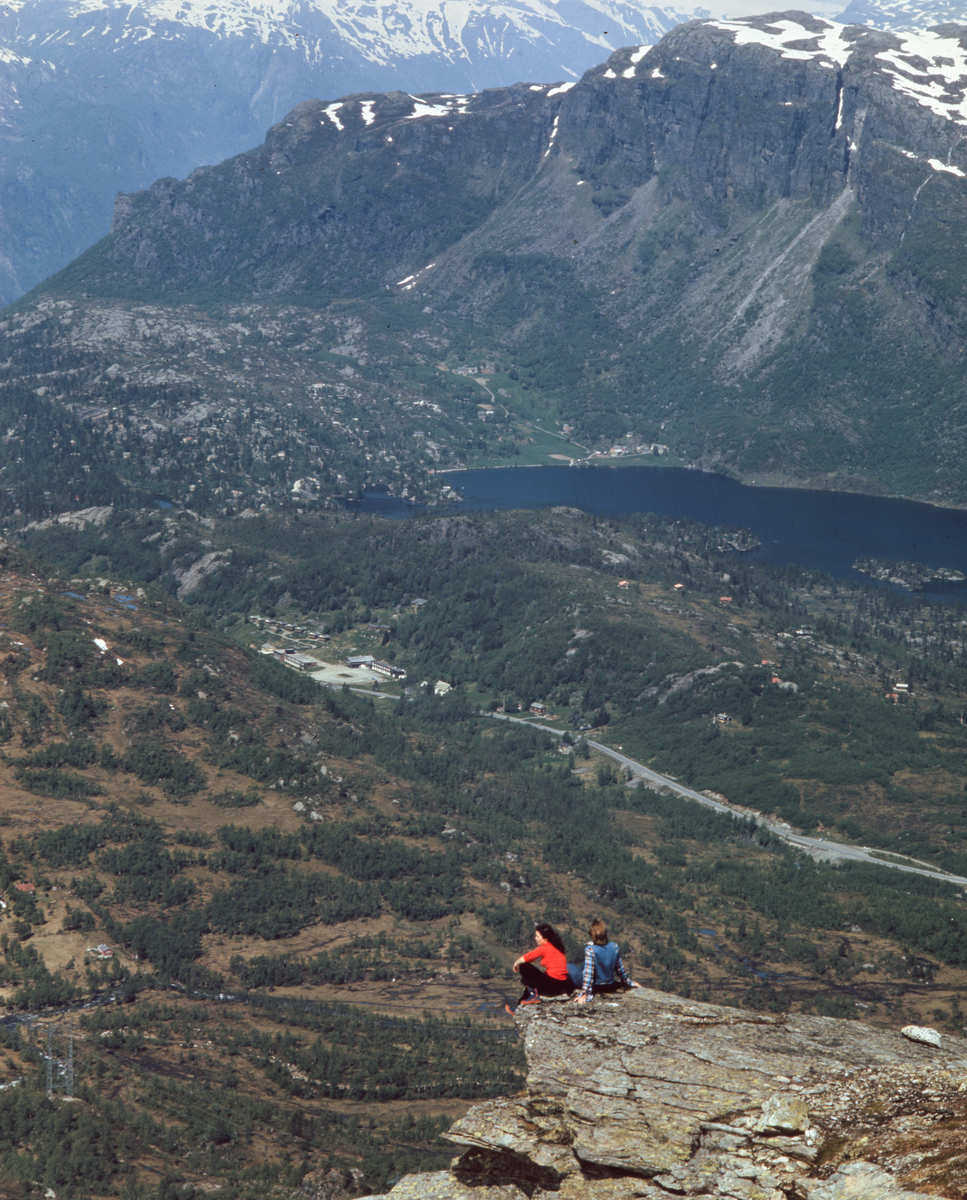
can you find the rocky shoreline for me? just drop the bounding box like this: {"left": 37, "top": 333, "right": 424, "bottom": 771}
{"left": 852, "top": 558, "right": 967, "bottom": 591}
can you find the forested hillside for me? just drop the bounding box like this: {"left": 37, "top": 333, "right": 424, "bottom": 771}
{"left": 0, "top": 505, "right": 965, "bottom": 1194}
{"left": 7, "top": 16, "right": 967, "bottom": 506}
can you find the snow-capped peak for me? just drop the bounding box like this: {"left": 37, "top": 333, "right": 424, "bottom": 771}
{"left": 62, "top": 0, "right": 308, "bottom": 51}
{"left": 49, "top": 0, "right": 692, "bottom": 66}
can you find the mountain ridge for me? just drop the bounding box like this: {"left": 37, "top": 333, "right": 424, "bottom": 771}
{"left": 4, "top": 0, "right": 962, "bottom": 307}
{"left": 0, "top": 0, "right": 693, "bottom": 306}
{"left": 7, "top": 14, "right": 967, "bottom": 507}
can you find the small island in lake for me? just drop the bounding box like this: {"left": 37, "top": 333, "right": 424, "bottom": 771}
{"left": 852, "top": 557, "right": 966, "bottom": 590}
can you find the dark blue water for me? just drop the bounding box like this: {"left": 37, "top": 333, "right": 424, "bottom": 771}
{"left": 423, "top": 465, "right": 967, "bottom": 603}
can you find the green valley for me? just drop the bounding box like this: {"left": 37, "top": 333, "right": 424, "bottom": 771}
{"left": 0, "top": 505, "right": 965, "bottom": 1193}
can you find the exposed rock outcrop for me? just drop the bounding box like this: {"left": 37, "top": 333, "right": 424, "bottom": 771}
{"left": 368, "top": 990, "right": 967, "bottom": 1199}
{"left": 173, "top": 550, "right": 231, "bottom": 599}
{"left": 22, "top": 506, "right": 114, "bottom": 532}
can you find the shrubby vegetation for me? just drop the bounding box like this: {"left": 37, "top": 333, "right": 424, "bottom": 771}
{"left": 0, "top": 996, "right": 480, "bottom": 1198}
{"left": 2, "top": 505, "right": 967, "bottom": 1194}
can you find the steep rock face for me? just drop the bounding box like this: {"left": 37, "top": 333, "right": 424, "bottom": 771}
{"left": 11, "top": 14, "right": 967, "bottom": 503}
{"left": 571, "top": 17, "right": 851, "bottom": 211}
{"left": 373, "top": 990, "right": 967, "bottom": 1199}
{"left": 0, "top": 0, "right": 689, "bottom": 307}
{"left": 100, "top": 83, "right": 562, "bottom": 301}
{"left": 64, "top": 14, "right": 967, "bottom": 334}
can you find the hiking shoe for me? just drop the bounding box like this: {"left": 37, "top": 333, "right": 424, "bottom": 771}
{"left": 504, "top": 1004, "right": 517, "bottom": 1016}
{"left": 518, "top": 995, "right": 542, "bottom": 1006}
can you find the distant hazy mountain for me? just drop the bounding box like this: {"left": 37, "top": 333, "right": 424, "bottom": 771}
{"left": 0, "top": 0, "right": 694, "bottom": 306}
{"left": 835, "top": 0, "right": 967, "bottom": 27}
{"left": 6, "top": 14, "right": 967, "bottom": 510}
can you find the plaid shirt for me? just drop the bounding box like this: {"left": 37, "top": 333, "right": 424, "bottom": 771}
{"left": 580, "top": 942, "right": 632, "bottom": 999}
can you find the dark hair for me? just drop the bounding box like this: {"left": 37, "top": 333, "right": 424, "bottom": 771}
{"left": 535, "top": 922, "right": 566, "bottom": 954}
{"left": 590, "top": 919, "right": 609, "bottom": 946}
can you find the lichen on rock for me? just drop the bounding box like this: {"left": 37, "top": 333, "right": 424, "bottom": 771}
{"left": 363, "top": 989, "right": 967, "bottom": 1199}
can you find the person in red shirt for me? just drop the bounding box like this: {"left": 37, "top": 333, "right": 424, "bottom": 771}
{"left": 505, "top": 922, "right": 574, "bottom": 1013}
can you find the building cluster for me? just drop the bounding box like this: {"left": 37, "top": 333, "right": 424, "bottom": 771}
{"left": 451, "top": 364, "right": 494, "bottom": 376}
{"left": 590, "top": 442, "right": 670, "bottom": 459}
{"left": 249, "top": 614, "right": 330, "bottom": 641}
{"left": 253, "top": 613, "right": 410, "bottom": 683}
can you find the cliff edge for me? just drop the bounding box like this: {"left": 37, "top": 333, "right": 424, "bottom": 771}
{"left": 368, "top": 989, "right": 967, "bottom": 1199}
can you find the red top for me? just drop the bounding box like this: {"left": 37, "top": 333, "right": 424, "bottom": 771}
{"left": 523, "top": 941, "right": 569, "bottom": 980}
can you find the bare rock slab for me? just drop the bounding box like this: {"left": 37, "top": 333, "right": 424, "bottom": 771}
{"left": 441, "top": 989, "right": 967, "bottom": 1199}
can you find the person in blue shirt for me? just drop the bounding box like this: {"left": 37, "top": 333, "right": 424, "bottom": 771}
{"left": 568, "top": 919, "right": 640, "bottom": 1004}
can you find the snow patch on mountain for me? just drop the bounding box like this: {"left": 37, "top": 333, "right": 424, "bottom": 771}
{"left": 543, "top": 113, "right": 559, "bottom": 156}
{"left": 322, "top": 102, "right": 344, "bottom": 130}
{"left": 401, "top": 93, "right": 473, "bottom": 119}
{"left": 708, "top": 15, "right": 967, "bottom": 127}
{"left": 836, "top": 0, "right": 967, "bottom": 31}
{"left": 876, "top": 30, "right": 967, "bottom": 125}
{"left": 0, "top": 44, "right": 37, "bottom": 66}
{"left": 710, "top": 16, "right": 853, "bottom": 65}
{"left": 928, "top": 156, "right": 967, "bottom": 173}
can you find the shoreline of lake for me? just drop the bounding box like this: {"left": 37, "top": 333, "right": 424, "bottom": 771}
{"left": 439, "top": 460, "right": 965, "bottom": 513}
{"left": 349, "top": 464, "right": 967, "bottom": 605}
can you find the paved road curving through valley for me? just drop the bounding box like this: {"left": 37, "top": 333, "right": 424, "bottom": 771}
{"left": 489, "top": 713, "right": 967, "bottom": 892}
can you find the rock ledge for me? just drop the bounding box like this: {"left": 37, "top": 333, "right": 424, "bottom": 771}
{"left": 368, "top": 989, "right": 967, "bottom": 1199}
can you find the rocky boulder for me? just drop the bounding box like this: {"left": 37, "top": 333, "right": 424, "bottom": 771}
{"left": 368, "top": 989, "right": 967, "bottom": 1199}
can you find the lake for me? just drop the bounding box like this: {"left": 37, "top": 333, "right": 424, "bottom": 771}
{"left": 357, "top": 465, "right": 967, "bottom": 603}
